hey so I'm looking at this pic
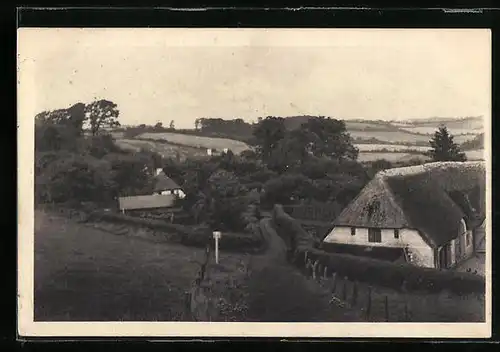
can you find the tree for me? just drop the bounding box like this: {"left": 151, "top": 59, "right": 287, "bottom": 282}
{"left": 194, "top": 118, "right": 201, "bottom": 130}
{"left": 428, "top": 126, "right": 467, "bottom": 162}
{"left": 35, "top": 103, "right": 87, "bottom": 152}
{"left": 85, "top": 99, "right": 120, "bottom": 136}
{"left": 252, "top": 116, "right": 286, "bottom": 162}
{"left": 299, "top": 117, "right": 359, "bottom": 161}
{"left": 169, "top": 120, "right": 175, "bottom": 130}
{"left": 154, "top": 122, "right": 163, "bottom": 130}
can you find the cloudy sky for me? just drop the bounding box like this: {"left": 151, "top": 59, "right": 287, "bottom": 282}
{"left": 18, "top": 28, "right": 490, "bottom": 129}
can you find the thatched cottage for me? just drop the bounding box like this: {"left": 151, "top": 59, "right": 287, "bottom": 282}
{"left": 323, "top": 162, "right": 486, "bottom": 269}
{"left": 117, "top": 169, "right": 185, "bottom": 214}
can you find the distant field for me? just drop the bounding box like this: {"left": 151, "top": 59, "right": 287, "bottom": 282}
{"left": 355, "top": 144, "right": 430, "bottom": 153}
{"left": 357, "top": 152, "right": 423, "bottom": 163}
{"left": 136, "top": 132, "right": 251, "bottom": 154}
{"left": 351, "top": 130, "right": 477, "bottom": 145}
{"left": 399, "top": 127, "right": 482, "bottom": 136}
{"left": 115, "top": 138, "right": 208, "bottom": 160}
{"left": 357, "top": 149, "right": 484, "bottom": 163}
{"left": 465, "top": 149, "right": 485, "bottom": 161}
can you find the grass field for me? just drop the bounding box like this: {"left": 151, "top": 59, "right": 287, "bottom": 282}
{"left": 136, "top": 132, "right": 251, "bottom": 154}
{"left": 34, "top": 210, "right": 366, "bottom": 322}
{"left": 357, "top": 149, "right": 484, "bottom": 163}
{"left": 350, "top": 130, "right": 477, "bottom": 144}
{"left": 355, "top": 144, "right": 430, "bottom": 152}
{"left": 115, "top": 138, "right": 208, "bottom": 160}
{"left": 34, "top": 210, "right": 216, "bottom": 321}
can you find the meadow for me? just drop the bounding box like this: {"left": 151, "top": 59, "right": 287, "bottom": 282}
{"left": 350, "top": 130, "right": 476, "bottom": 144}
{"left": 114, "top": 138, "right": 208, "bottom": 160}
{"left": 34, "top": 210, "right": 252, "bottom": 321}
{"left": 136, "top": 132, "right": 251, "bottom": 154}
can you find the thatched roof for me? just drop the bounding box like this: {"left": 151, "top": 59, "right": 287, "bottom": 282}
{"left": 154, "top": 171, "right": 181, "bottom": 192}
{"left": 333, "top": 161, "right": 486, "bottom": 247}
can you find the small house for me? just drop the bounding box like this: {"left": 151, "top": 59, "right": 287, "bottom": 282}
{"left": 153, "top": 168, "right": 185, "bottom": 199}
{"left": 323, "top": 162, "right": 486, "bottom": 269}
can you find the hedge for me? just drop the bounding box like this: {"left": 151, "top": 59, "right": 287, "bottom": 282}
{"left": 88, "top": 211, "right": 265, "bottom": 253}
{"left": 272, "top": 204, "right": 319, "bottom": 249}
{"left": 302, "top": 247, "right": 484, "bottom": 295}
{"left": 272, "top": 204, "right": 485, "bottom": 295}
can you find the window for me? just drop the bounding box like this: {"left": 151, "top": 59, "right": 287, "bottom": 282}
{"left": 351, "top": 228, "right": 356, "bottom": 236}
{"left": 394, "top": 229, "right": 400, "bottom": 239}
{"left": 368, "top": 228, "right": 382, "bottom": 243}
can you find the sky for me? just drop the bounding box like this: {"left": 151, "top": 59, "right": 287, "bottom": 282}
{"left": 18, "top": 28, "right": 491, "bottom": 129}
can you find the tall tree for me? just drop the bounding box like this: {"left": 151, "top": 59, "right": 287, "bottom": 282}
{"left": 428, "top": 126, "right": 467, "bottom": 162}
{"left": 252, "top": 116, "right": 286, "bottom": 162}
{"left": 85, "top": 99, "right": 120, "bottom": 136}
{"left": 169, "top": 120, "right": 175, "bottom": 129}
{"left": 299, "top": 117, "right": 358, "bottom": 161}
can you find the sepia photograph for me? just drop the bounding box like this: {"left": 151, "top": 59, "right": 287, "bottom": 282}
{"left": 17, "top": 28, "right": 491, "bottom": 338}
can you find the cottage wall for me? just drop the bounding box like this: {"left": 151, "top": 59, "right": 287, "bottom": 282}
{"left": 324, "top": 226, "right": 435, "bottom": 268}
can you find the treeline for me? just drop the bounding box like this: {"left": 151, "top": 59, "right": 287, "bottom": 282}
{"left": 460, "top": 133, "right": 484, "bottom": 151}
{"left": 36, "top": 101, "right": 462, "bottom": 236}
{"left": 35, "top": 100, "right": 163, "bottom": 208}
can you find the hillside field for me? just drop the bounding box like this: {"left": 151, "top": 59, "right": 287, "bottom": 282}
{"left": 136, "top": 132, "right": 251, "bottom": 154}
{"left": 350, "top": 130, "right": 475, "bottom": 145}
{"left": 357, "top": 149, "right": 484, "bottom": 163}
{"left": 115, "top": 138, "right": 208, "bottom": 160}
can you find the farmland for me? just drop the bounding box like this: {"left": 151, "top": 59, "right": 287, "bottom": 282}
{"left": 34, "top": 210, "right": 253, "bottom": 321}
{"left": 35, "top": 209, "right": 364, "bottom": 322}
{"left": 136, "top": 132, "right": 251, "bottom": 154}
{"left": 349, "top": 130, "right": 475, "bottom": 145}
{"left": 114, "top": 138, "right": 208, "bottom": 160}
{"left": 356, "top": 148, "right": 484, "bottom": 163}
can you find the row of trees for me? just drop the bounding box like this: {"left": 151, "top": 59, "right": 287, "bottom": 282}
{"left": 35, "top": 100, "right": 162, "bottom": 207}
{"left": 35, "top": 100, "right": 470, "bottom": 232}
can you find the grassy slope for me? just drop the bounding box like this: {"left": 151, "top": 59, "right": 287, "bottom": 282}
{"left": 35, "top": 210, "right": 208, "bottom": 321}
{"left": 34, "top": 211, "right": 363, "bottom": 322}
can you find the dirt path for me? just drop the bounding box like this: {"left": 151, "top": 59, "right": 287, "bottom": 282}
{"left": 242, "top": 217, "right": 363, "bottom": 322}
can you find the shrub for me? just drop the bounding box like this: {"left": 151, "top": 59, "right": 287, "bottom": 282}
{"left": 88, "top": 211, "right": 265, "bottom": 253}
{"left": 302, "top": 247, "right": 485, "bottom": 295}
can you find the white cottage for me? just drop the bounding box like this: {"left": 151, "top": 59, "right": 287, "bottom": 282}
{"left": 323, "top": 162, "right": 486, "bottom": 269}
{"left": 153, "top": 168, "right": 186, "bottom": 199}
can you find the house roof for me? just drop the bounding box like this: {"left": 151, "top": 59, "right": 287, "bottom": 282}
{"left": 118, "top": 194, "right": 176, "bottom": 210}
{"left": 333, "top": 161, "right": 486, "bottom": 248}
{"left": 154, "top": 171, "right": 181, "bottom": 192}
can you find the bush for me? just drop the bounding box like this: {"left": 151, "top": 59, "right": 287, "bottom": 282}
{"left": 272, "top": 204, "right": 316, "bottom": 250}
{"left": 88, "top": 211, "right": 265, "bottom": 253}
{"left": 302, "top": 247, "right": 485, "bottom": 295}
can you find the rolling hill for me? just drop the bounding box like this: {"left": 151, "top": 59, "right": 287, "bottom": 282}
{"left": 112, "top": 116, "right": 484, "bottom": 163}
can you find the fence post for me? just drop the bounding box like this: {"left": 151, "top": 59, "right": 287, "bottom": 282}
{"left": 404, "top": 299, "right": 410, "bottom": 321}
{"left": 351, "top": 281, "right": 358, "bottom": 306}
{"left": 342, "top": 277, "right": 348, "bottom": 301}
{"left": 184, "top": 291, "right": 192, "bottom": 320}
{"left": 332, "top": 272, "right": 337, "bottom": 293}
{"left": 384, "top": 295, "right": 389, "bottom": 322}
{"left": 312, "top": 260, "right": 319, "bottom": 280}
{"left": 366, "top": 286, "right": 372, "bottom": 321}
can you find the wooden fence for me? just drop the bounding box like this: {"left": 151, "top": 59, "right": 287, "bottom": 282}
{"left": 299, "top": 250, "right": 485, "bottom": 322}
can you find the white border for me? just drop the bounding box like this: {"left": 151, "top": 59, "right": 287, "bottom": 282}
{"left": 17, "top": 28, "right": 492, "bottom": 338}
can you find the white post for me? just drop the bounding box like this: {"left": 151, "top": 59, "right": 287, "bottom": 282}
{"left": 213, "top": 231, "right": 221, "bottom": 264}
